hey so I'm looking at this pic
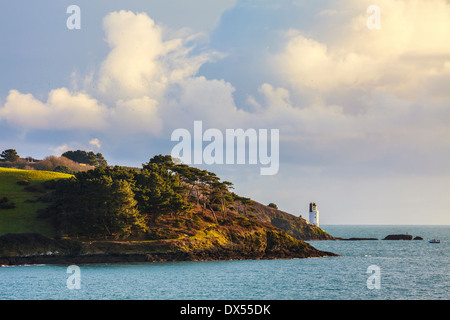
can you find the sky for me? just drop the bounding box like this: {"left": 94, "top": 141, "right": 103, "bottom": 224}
{"left": 1, "top": 0, "right": 449, "bottom": 225}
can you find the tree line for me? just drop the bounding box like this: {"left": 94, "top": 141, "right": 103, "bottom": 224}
{"left": 1, "top": 149, "right": 106, "bottom": 166}
{"left": 0, "top": 149, "right": 107, "bottom": 173}
{"left": 41, "top": 155, "right": 238, "bottom": 239}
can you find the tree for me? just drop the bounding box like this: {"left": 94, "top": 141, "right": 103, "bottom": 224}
{"left": 54, "top": 165, "right": 74, "bottom": 174}
{"left": 135, "top": 160, "right": 192, "bottom": 219}
{"left": 62, "top": 150, "right": 107, "bottom": 167}
{"left": 208, "top": 180, "right": 234, "bottom": 219}
{"left": 94, "top": 152, "right": 108, "bottom": 166}
{"left": 268, "top": 203, "right": 278, "bottom": 209}
{"left": 43, "top": 173, "right": 146, "bottom": 239}
{"left": 105, "top": 179, "right": 147, "bottom": 238}
{"left": 1, "top": 149, "right": 20, "bottom": 162}
{"left": 235, "top": 195, "right": 254, "bottom": 216}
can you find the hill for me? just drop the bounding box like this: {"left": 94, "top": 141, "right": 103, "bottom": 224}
{"left": 0, "top": 168, "right": 72, "bottom": 236}
{"left": 0, "top": 207, "right": 337, "bottom": 265}
{"left": 0, "top": 157, "right": 338, "bottom": 265}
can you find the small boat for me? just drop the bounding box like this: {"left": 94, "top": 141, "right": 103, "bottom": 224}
{"left": 429, "top": 239, "right": 440, "bottom": 243}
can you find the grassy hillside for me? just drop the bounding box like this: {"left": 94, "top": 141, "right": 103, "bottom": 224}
{"left": 0, "top": 168, "right": 72, "bottom": 236}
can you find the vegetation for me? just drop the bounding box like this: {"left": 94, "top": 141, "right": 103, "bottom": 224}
{"left": 268, "top": 203, "right": 278, "bottom": 209}
{"left": 62, "top": 150, "right": 107, "bottom": 167}
{"left": 0, "top": 152, "right": 335, "bottom": 265}
{"left": 0, "top": 149, "right": 20, "bottom": 162}
{"left": 0, "top": 149, "right": 100, "bottom": 173}
{"left": 0, "top": 197, "right": 16, "bottom": 210}
{"left": 40, "top": 155, "right": 237, "bottom": 240}
{"left": 0, "top": 167, "right": 72, "bottom": 236}
{"left": 34, "top": 155, "right": 92, "bottom": 173}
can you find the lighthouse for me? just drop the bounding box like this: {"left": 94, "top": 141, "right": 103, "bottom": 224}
{"left": 309, "top": 202, "right": 319, "bottom": 227}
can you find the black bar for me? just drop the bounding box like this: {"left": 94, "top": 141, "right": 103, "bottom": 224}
{"left": 0, "top": 300, "right": 446, "bottom": 319}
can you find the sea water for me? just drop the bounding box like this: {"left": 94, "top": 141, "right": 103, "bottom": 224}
{"left": 0, "top": 225, "right": 448, "bottom": 300}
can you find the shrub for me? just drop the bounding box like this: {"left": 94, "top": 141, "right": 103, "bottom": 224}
{"left": 0, "top": 203, "right": 16, "bottom": 209}
{"left": 54, "top": 165, "right": 74, "bottom": 174}
{"left": 0, "top": 197, "right": 16, "bottom": 209}
{"left": 24, "top": 184, "right": 47, "bottom": 193}
{"left": 35, "top": 156, "right": 91, "bottom": 172}
{"left": 16, "top": 180, "right": 30, "bottom": 186}
{"left": 268, "top": 203, "right": 278, "bottom": 209}
{"left": 42, "top": 179, "right": 57, "bottom": 190}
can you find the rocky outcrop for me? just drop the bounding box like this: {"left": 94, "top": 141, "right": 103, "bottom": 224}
{"left": 0, "top": 233, "right": 82, "bottom": 257}
{"left": 234, "top": 201, "right": 335, "bottom": 240}
{"left": 0, "top": 227, "right": 339, "bottom": 266}
{"left": 383, "top": 234, "right": 424, "bottom": 240}
{"left": 383, "top": 234, "right": 413, "bottom": 240}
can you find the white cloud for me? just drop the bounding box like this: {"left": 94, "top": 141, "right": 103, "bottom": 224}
{"left": 0, "top": 10, "right": 222, "bottom": 135}
{"left": 97, "top": 10, "right": 214, "bottom": 103}
{"left": 49, "top": 144, "right": 71, "bottom": 156}
{"left": 112, "top": 96, "right": 162, "bottom": 134}
{"left": 1, "top": 3, "right": 449, "bottom": 172}
{"left": 273, "top": 33, "right": 378, "bottom": 92}
{"left": 272, "top": 0, "right": 450, "bottom": 100}
{"left": 89, "top": 138, "right": 101, "bottom": 149}
{"left": 163, "top": 76, "right": 243, "bottom": 129}
{"left": 98, "top": 11, "right": 167, "bottom": 100}
{"left": 0, "top": 88, "right": 108, "bottom": 130}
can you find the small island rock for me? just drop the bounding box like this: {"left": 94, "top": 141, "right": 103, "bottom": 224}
{"left": 383, "top": 234, "right": 412, "bottom": 240}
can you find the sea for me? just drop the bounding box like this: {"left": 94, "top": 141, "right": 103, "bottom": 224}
{"left": 0, "top": 225, "right": 448, "bottom": 301}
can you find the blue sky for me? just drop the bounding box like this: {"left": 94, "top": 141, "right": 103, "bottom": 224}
{"left": 1, "top": 0, "right": 450, "bottom": 224}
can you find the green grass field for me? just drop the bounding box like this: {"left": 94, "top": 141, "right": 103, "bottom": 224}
{"left": 0, "top": 167, "right": 72, "bottom": 236}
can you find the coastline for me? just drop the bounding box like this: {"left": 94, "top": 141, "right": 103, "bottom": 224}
{"left": 0, "top": 232, "right": 339, "bottom": 266}
{"left": 0, "top": 250, "right": 338, "bottom": 266}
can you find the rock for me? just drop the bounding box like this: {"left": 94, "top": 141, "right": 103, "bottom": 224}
{"left": 383, "top": 234, "right": 412, "bottom": 240}
{"left": 0, "top": 233, "right": 82, "bottom": 257}
{"left": 413, "top": 236, "right": 423, "bottom": 240}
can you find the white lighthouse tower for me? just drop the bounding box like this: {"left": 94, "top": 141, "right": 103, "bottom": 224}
{"left": 309, "top": 202, "right": 319, "bottom": 227}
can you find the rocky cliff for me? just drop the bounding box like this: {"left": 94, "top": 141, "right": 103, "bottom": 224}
{"left": 0, "top": 209, "right": 338, "bottom": 266}
{"left": 234, "top": 200, "right": 335, "bottom": 240}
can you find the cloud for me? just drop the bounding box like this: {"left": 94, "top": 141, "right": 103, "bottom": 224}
{"left": 97, "top": 10, "right": 215, "bottom": 103}
{"left": 0, "top": 88, "right": 108, "bottom": 130}
{"left": 112, "top": 96, "right": 162, "bottom": 134}
{"left": 163, "top": 76, "right": 243, "bottom": 130}
{"left": 89, "top": 138, "right": 101, "bottom": 149}
{"left": 1, "top": 3, "right": 449, "bottom": 174}
{"left": 0, "top": 10, "right": 222, "bottom": 135}
{"left": 273, "top": 33, "right": 377, "bottom": 92}
{"left": 272, "top": 0, "right": 450, "bottom": 101}
{"left": 49, "top": 144, "right": 71, "bottom": 156}
{"left": 97, "top": 11, "right": 168, "bottom": 100}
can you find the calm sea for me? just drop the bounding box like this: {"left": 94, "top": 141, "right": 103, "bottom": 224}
{"left": 0, "top": 225, "right": 448, "bottom": 300}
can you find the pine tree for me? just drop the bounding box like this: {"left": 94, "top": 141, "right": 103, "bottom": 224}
{"left": 0, "top": 149, "right": 20, "bottom": 162}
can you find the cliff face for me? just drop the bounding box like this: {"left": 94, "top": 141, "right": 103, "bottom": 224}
{"left": 0, "top": 209, "right": 338, "bottom": 266}
{"left": 235, "top": 201, "right": 335, "bottom": 240}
